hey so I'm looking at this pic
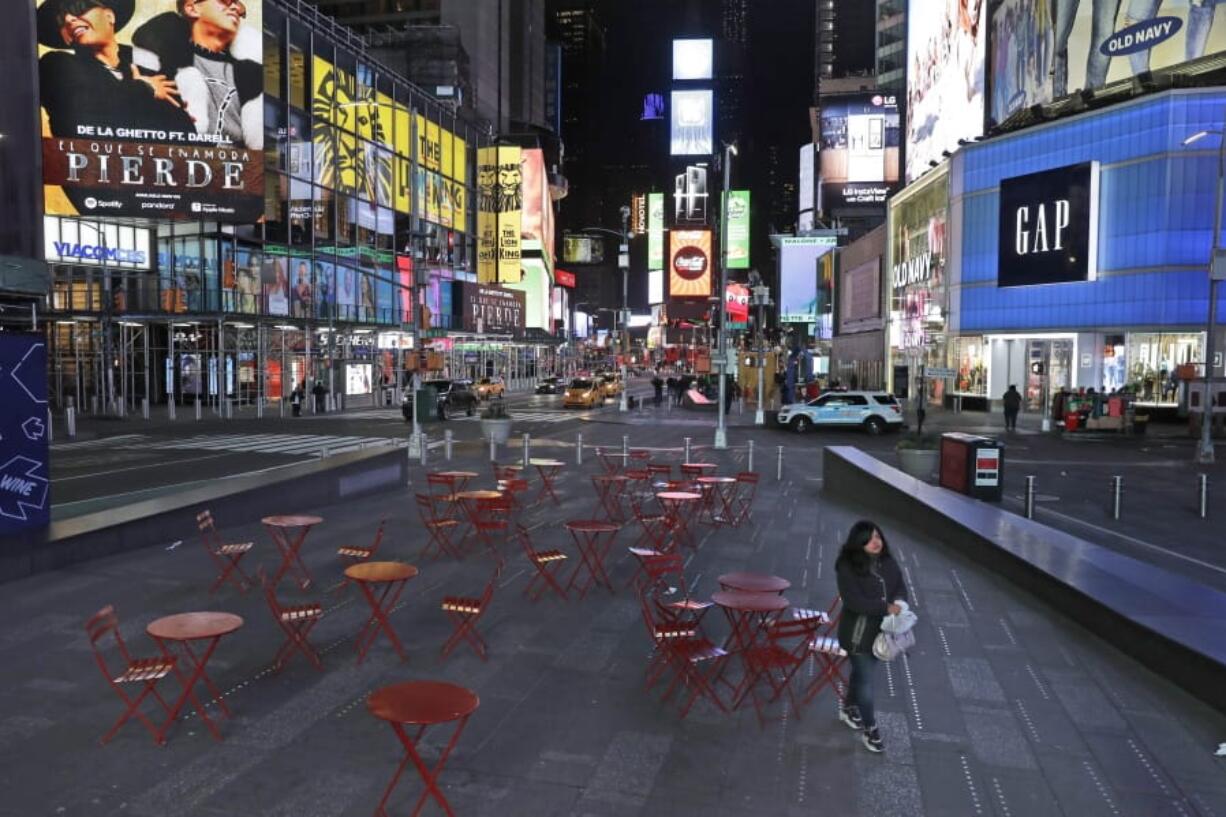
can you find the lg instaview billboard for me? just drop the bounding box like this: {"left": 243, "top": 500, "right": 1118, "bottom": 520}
{"left": 989, "top": 0, "right": 1226, "bottom": 126}
{"left": 819, "top": 93, "right": 901, "bottom": 208}
{"left": 906, "top": 0, "right": 985, "bottom": 182}
{"left": 36, "top": 0, "right": 263, "bottom": 220}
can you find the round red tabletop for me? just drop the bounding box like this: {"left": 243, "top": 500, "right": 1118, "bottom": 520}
{"left": 147, "top": 611, "right": 244, "bottom": 641}
{"left": 344, "top": 561, "right": 419, "bottom": 583}
{"left": 530, "top": 459, "right": 565, "bottom": 467}
{"left": 657, "top": 491, "right": 702, "bottom": 502}
{"left": 565, "top": 520, "right": 620, "bottom": 533}
{"left": 262, "top": 514, "right": 324, "bottom": 527}
{"left": 685, "top": 463, "right": 718, "bottom": 470}
{"left": 697, "top": 476, "right": 738, "bottom": 485}
{"left": 368, "top": 680, "right": 480, "bottom": 725}
{"left": 593, "top": 474, "right": 629, "bottom": 482}
{"left": 434, "top": 470, "right": 478, "bottom": 479}
{"left": 711, "top": 590, "right": 791, "bottom": 613}
{"left": 454, "top": 490, "right": 504, "bottom": 501}
{"left": 718, "top": 572, "right": 791, "bottom": 593}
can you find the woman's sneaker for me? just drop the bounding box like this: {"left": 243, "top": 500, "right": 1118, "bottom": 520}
{"left": 862, "top": 726, "right": 884, "bottom": 753}
{"left": 838, "top": 705, "right": 864, "bottom": 731}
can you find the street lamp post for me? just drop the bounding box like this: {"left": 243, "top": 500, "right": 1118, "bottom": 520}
{"left": 407, "top": 233, "right": 431, "bottom": 457}
{"left": 1184, "top": 127, "right": 1224, "bottom": 464}
{"left": 715, "top": 142, "right": 738, "bottom": 449}
{"left": 619, "top": 205, "right": 631, "bottom": 412}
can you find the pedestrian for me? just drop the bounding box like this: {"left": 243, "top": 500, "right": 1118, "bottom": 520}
{"left": 1002, "top": 384, "right": 1022, "bottom": 432}
{"left": 312, "top": 380, "right": 327, "bottom": 413}
{"left": 290, "top": 381, "right": 304, "bottom": 417}
{"left": 724, "top": 373, "right": 736, "bottom": 414}
{"left": 835, "top": 520, "right": 909, "bottom": 754}
{"left": 666, "top": 375, "right": 678, "bottom": 405}
{"left": 652, "top": 375, "right": 664, "bottom": 405}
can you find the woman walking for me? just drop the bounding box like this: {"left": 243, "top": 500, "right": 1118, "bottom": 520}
{"left": 835, "top": 520, "right": 909, "bottom": 753}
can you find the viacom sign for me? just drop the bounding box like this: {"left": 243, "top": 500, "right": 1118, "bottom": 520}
{"left": 998, "top": 162, "right": 1099, "bottom": 288}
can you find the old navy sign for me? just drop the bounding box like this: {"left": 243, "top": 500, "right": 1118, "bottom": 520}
{"left": 893, "top": 252, "right": 932, "bottom": 291}
{"left": 998, "top": 161, "right": 1099, "bottom": 288}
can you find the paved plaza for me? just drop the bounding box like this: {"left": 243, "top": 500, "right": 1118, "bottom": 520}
{"left": 5, "top": 419, "right": 1226, "bottom": 816}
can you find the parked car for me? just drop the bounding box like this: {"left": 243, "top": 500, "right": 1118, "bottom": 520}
{"left": 535, "top": 376, "right": 562, "bottom": 395}
{"left": 475, "top": 376, "right": 505, "bottom": 400}
{"left": 776, "top": 391, "right": 903, "bottom": 435}
{"left": 419, "top": 379, "right": 478, "bottom": 420}
{"left": 563, "top": 377, "right": 603, "bottom": 408}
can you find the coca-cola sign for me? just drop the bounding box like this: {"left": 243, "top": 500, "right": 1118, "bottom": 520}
{"left": 668, "top": 230, "right": 712, "bottom": 298}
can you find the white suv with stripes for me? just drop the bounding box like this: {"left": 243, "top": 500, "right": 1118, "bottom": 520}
{"left": 777, "top": 391, "right": 903, "bottom": 435}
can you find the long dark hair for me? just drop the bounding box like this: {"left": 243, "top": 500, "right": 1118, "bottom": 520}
{"left": 835, "top": 519, "right": 891, "bottom": 575}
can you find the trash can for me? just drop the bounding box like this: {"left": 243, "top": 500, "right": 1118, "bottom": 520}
{"left": 939, "top": 433, "right": 1005, "bottom": 502}
{"left": 415, "top": 385, "right": 438, "bottom": 422}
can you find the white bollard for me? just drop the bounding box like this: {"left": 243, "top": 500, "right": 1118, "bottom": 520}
{"left": 445, "top": 429, "right": 454, "bottom": 461}
{"left": 168, "top": 400, "right": 176, "bottom": 421}
{"left": 141, "top": 397, "right": 150, "bottom": 420}
{"left": 66, "top": 407, "right": 76, "bottom": 438}
{"left": 489, "top": 437, "right": 497, "bottom": 463}
{"left": 195, "top": 398, "right": 202, "bottom": 421}
{"left": 622, "top": 435, "right": 630, "bottom": 467}
{"left": 522, "top": 433, "right": 531, "bottom": 468}
{"left": 684, "top": 437, "right": 692, "bottom": 464}
{"left": 576, "top": 432, "right": 583, "bottom": 465}
{"left": 747, "top": 439, "right": 755, "bottom": 472}
{"left": 776, "top": 445, "right": 784, "bottom": 481}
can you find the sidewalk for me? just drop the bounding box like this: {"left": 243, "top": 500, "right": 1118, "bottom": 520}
{"left": 6, "top": 427, "right": 1226, "bottom": 815}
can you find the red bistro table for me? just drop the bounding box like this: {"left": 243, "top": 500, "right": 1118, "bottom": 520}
{"left": 564, "top": 520, "right": 620, "bottom": 598}
{"left": 146, "top": 611, "right": 244, "bottom": 742}
{"left": 712, "top": 590, "right": 790, "bottom": 705}
{"left": 367, "top": 680, "right": 480, "bottom": 817}
{"left": 656, "top": 491, "right": 702, "bottom": 550}
{"left": 453, "top": 489, "right": 504, "bottom": 551}
{"left": 529, "top": 459, "right": 566, "bottom": 505}
{"left": 717, "top": 572, "right": 792, "bottom": 595}
{"left": 696, "top": 476, "right": 738, "bottom": 526}
{"left": 591, "top": 473, "right": 629, "bottom": 522}
{"left": 345, "top": 561, "right": 419, "bottom": 664}
{"left": 262, "top": 514, "right": 324, "bottom": 590}
{"left": 431, "top": 472, "right": 479, "bottom": 517}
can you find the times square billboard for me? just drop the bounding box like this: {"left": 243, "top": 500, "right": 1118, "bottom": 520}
{"left": 988, "top": 0, "right": 1226, "bottom": 126}
{"left": 906, "top": 0, "right": 986, "bottom": 182}
{"left": 819, "top": 93, "right": 901, "bottom": 208}
{"left": 35, "top": 0, "right": 264, "bottom": 221}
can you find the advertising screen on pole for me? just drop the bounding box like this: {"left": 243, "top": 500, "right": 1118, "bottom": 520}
{"left": 647, "top": 192, "right": 664, "bottom": 270}
{"left": 905, "top": 0, "right": 985, "bottom": 182}
{"left": 36, "top": 0, "right": 264, "bottom": 220}
{"left": 668, "top": 230, "right": 712, "bottom": 299}
{"left": 778, "top": 236, "right": 837, "bottom": 324}
{"left": 988, "top": 0, "right": 1226, "bottom": 126}
{"left": 670, "top": 90, "right": 713, "bottom": 156}
{"left": 820, "top": 94, "right": 901, "bottom": 207}
{"left": 725, "top": 190, "right": 750, "bottom": 269}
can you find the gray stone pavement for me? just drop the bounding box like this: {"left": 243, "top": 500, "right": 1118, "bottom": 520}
{"left": 5, "top": 420, "right": 1226, "bottom": 815}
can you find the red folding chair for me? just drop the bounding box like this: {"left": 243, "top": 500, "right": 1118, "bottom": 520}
{"left": 731, "top": 471, "right": 759, "bottom": 527}
{"left": 679, "top": 463, "right": 705, "bottom": 480}
{"left": 595, "top": 447, "right": 623, "bottom": 474}
{"left": 85, "top": 606, "right": 177, "bottom": 746}
{"left": 516, "top": 523, "right": 569, "bottom": 602}
{"left": 259, "top": 569, "right": 324, "bottom": 672}
{"left": 473, "top": 495, "right": 513, "bottom": 569}
{"left": 415, "top": 493, "right": 464, "bottom": 561}
{"left": 637, "top": 591, "right": 729, "bottom": 719}
{"left": 427, "top": 472, "right": 460, "bottom": 496}
{"left": 440, "top": 569, "right": 499, "bottom": 661}
{"left": 196, "top": 509, "right": 254, "bottom": 594}
{"left": 802, "top": 596, "right": 848, "bottom": 706}
{"left": 647, "top": 463, "right": 672, "bottom": 485}
{"left": 637, "top": 552, "right": 712, "bottom": 632}
{"left": 741, "top": 613, "right": 825, "bottom": 726}
{"left": 336, "top": 517, "right": 387, "bottom": 589}
{"left": 628, "top": 491, "right": 672, "bottom": 553}
{"left": 492, "top": 464, "right": 531, "bottom": 510}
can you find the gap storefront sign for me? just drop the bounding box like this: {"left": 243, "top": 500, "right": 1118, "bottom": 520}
{"left": 997, "top": 162, "right": 1100, "bottom": 288}
{"left": 956, "top": 89, "right": 1226, "bottom": 333}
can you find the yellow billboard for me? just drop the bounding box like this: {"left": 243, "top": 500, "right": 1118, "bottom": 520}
{"left": 496, "top": 146, "right": 522, "bottom": 284}
{"left": 477, "top": 147, "right": 498, "bottom": 283}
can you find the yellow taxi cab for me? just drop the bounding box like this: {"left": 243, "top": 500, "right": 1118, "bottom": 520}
{"left": 563, "top": 377, "right": 603, "bottom": 408}
{"left": 475, "top": 376, "right": 505, "bottom": 400}
{"left": 597, "top": 373, "right": 623, "bottom": 398}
